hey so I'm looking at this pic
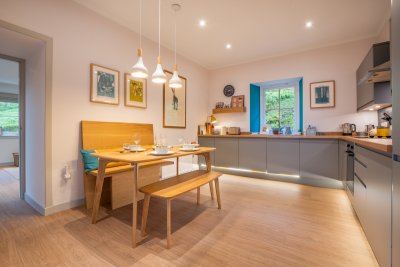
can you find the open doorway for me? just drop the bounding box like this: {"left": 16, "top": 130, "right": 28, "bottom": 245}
{"left": 0, "top": 55, "right": 25, "bottom": 199}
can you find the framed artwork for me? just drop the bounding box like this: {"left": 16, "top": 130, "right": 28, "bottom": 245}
{"left": 310, "top": 80, "right": 335, "bottom": 109}
{"left": 124, "top": 73, "right": 147, "bottom": 108}
{"left": 231, "top": 95, "right": 245, "bottom": 108}
{"left": 163, "top": 70, "right": 187, "bottom": 128}
{"left": 90, "top": 64, "right": 119, "bottom": 105}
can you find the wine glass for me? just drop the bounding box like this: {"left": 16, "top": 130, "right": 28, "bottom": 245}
{"left": 133, "top": 134, "right": 141, "bottom": 146}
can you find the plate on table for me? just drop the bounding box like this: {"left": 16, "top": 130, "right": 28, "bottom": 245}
{"left": 130, "top": 147, "right": 146, "bottom": 152}
{"left": 179, "top": 148, "right": 200, "bottom": 152}
{"left": 149, "top": 151, "right": 175, "bottom": 156}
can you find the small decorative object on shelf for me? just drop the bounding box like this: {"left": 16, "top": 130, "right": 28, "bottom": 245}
{"left": 231, "top": 95, "right": 244, "bottom": 108}
{"left": 215, "top": 102, "right": 224, "bottom": 108}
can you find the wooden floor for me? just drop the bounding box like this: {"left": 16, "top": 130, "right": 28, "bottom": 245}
{"left": 0, "top": 169, "right": 378, "bottom": 267}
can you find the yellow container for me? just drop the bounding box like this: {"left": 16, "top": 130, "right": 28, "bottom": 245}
{"left": 377, "top": 127, "right": 390, "bottom": 138}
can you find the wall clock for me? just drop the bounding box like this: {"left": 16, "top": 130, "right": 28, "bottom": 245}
{"left": 223, "top": 85, "right": 235, "bottom": 97}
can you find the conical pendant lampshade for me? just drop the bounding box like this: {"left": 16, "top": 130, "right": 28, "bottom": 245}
{"left": 131, "top": 48, "right": 148, "bottom": 78}
{"left": 131, "top": 0, "right": 148, "bottom": 78}
{"left": 152, "top": 57, "right": 167, "bottom": 84}
{"left": 169, "top": 65, "right": 182, "bottom": 88}
{"left": 152, "top": 0, "right": 167, "bottom": 84}
{"left": 169, "top": 3, "right": 182, "bottom": 88}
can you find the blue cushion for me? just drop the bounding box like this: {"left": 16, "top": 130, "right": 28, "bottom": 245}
{"left": 80, "top": 149, "right": 98, "bottom": 172}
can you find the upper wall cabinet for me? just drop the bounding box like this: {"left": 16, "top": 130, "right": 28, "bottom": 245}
{"left": 356, "top": 41, "right": 391, "bottom": 111}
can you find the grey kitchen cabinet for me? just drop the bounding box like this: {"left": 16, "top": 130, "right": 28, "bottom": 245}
{"left": 339, "top": 141, "right": 350, "bottom": 182}
{"left": 198, "top": 137, "right": 215, "bottom": 167}
{"left": 300, "top": 139, "right": 339, "bottom": 180}
{"left": 266, "top": 139, "right": 299, "bottom": 175}
{"left": 356, "top": 41, "right": 391, "bottom": 111}
{"left": 214, "top": 138, "right": 239, "bottom": 168}
{"left": 354, "top": 145, "right": 392, "bottom": 267}
{"left": 238, "top": 138, "right": 267, "bottom": 171}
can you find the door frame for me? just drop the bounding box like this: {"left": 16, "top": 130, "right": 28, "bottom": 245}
{"left": 0, "top": 53, "right": 26, "bottom": 199}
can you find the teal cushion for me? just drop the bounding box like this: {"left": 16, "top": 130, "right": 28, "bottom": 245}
{"left": 80, "top": 149, "right": 98, "bottom": 172}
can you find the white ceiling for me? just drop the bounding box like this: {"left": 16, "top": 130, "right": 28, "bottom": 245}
{"left": 75, "top": 0, "right": 390, "bottom": 69}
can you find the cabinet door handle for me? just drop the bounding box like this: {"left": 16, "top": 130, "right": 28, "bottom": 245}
{"left": 354, "top": 172, "right": 367, "bottom": 189}
{"left": 355, "top": 157, "right": 367, "bottom": 168}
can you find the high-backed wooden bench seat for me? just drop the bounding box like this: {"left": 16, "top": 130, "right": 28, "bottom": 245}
{"left": 81, "top": 121, "right": 174, "bottom": 210}
{"left": 139, "top": 170, "right": 223, "bottom": 248}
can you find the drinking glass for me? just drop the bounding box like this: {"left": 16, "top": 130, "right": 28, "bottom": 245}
{"left": 133, "top": 134, "right": 141, "bottom": 146}
{"left": 123, "top": 143, "right": 130, "bottom": 152}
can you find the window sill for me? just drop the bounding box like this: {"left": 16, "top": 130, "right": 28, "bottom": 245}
{"left": 0, "top": 136, "right": 19, "bottom": 139}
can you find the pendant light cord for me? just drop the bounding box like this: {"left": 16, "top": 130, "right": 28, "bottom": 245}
{"left": 174, "top": 9, "right": 177, "bottom": 66}
{"left": 158, "top": 0, "right": 161, "bottom": 58}
{"left": 139, "top": 0, "right": 142, "bottom": 49}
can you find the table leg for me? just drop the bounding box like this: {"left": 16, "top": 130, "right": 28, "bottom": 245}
{"left": 203, "top": 152, "right": 214, "bottom": 199}
{"left": 176, "top": 157, "right": 179, "bottom": 176}
{"left": 91, "top": 159, "right": 109, "bottom": 224}
{"left": 132, "top": 162, "right": 139, "bottom": 247}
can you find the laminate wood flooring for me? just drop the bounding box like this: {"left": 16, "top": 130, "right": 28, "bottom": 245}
{"left": 0, "top": 169, "right": 378, "bottom": 267}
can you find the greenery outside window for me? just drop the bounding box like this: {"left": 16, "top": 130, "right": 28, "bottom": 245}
{"left": 261, "top": 85, "right": 300, "bottom": 132}
{"left": 0, "top": 98, "right": 19, "bottom": 137}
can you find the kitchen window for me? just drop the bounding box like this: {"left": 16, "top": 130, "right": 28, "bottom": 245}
{"left": 261, "top": 85, "right": 301, "bottom": 132}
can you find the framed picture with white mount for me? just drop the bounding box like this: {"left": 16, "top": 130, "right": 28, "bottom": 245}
{"left": 163, "top": 70, "right": 187, "bottom": 128}
{"left": 124, "top": 73, "right": 147, "bottom": 108}
{"left": 310, "top": 80, "right": 335, "bottom": 109}
{"left": 90, "top": 63, "right": 119, "bottom": 105}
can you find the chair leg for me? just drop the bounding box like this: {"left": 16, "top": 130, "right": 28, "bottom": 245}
{"left": 141, "top": 194, "right": 151, "bottom": 237}
{"left": 197, "top": 187, "right": 200, "bottom": 205}
{"left": 167, "top": 199, "right": 172, "bottom": 248}
{"left": 214, "top": 178, "right": 222, "bottom": 209}
{"left": 209, "top": 181, "right": 214, "bottom": 200}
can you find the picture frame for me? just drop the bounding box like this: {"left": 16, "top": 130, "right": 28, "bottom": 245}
{"left": 163, "top": 70, "right": 187, "bottom": 128}
{"left": 124, "top": 73, "right": 147, "bottom": 108}
{"left": 90, "top": 64, "right": 119, "bottom": 105}
{"left": 310, "top": 80, "right": 335, "bottom": 109}
{"left": 231, "top": 95, "right": 245, "bottom": 108}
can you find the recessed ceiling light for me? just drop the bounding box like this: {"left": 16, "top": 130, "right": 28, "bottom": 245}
{"left": 226, "top": 43, "right": 232, "bottom": 49}
{"left": 199, "top": 19, "right": 206, "bottom": 27}
{"left": 375, "top": 105, "right": 381, "bottom": 108}
{"left": 369, "top": 108, "right": 374, "bottom": 111}
{"left": 305, "top": 21, "right": 313, "bottom": 28}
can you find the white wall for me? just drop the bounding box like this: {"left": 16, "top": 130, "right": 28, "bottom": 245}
{"left": 0, "top": 0, "right": 209, "bottom": 208}
{"left": 0, "top": 137, "right": 18, "bottom": 164}
{"left": 209, "top": 38, "right": 379, "bottom": 132}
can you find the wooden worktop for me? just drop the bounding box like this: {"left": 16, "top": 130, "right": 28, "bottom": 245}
{"left": 198, "top": 134, "right": 393, "bottom": 154}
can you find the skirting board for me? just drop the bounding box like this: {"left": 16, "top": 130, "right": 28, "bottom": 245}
{"left": 24, "top": 192, "right": 84, "bottom": 216}
{"left": 0, "top": 162, "right": 15, "bottom": 166}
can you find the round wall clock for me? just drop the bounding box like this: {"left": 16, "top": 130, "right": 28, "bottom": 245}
{"left": 223, "top": 85, "right": 235, "bottom": 97}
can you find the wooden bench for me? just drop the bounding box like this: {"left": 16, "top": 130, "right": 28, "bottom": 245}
{"left": 139, "top": 170, "right": 223, "bottom": 248}
{"left": 81, "top": 121, "right": 174, "bottom": 210}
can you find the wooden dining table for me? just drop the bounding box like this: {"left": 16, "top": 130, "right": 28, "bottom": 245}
{"left": 90, "top": 146, "right": 215, "bottom": 247}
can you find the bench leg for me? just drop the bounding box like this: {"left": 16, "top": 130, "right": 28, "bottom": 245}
{"left": 141, "top": 194, "right": 151, "bottom": 237}
{"left": 197, "top": 187, "right": 200, "bottom": 205}
{"left": 167, "top": 199, "right": 172, "bottom": 248}
{"left": 214, "top": 178, "right": 222, "bottom": 209}
{"left": 209, "top": 182, "right": 214, "bottom": 200}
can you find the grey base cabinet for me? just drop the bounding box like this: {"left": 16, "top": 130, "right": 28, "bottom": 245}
{"left": 354, "top": 145, "right": 392, "bottom": 266}
{"left": 214, "top": 138, "right": 239, "bottom": 168}
{"left": 354, "top": 145, "right": 392, "bottom": 267}
{"left": 300, "top": 139, "right": 339, "bottom": 180}
{"left": 238, "top": 138, "right": 267, "bottom": 171}
{"left": 198, "top": 137, "right": 215, "bottom": 167}
{"left": 266, "top": 139, "right": 299, "bottom": 175}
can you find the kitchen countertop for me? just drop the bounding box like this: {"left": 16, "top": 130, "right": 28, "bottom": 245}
{"left": 198, "top": 134, "right": 392, "bottom": 154}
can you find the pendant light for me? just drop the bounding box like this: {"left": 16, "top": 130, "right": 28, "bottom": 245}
{"left": 152, "top": 0, "right": 167, "bottom": 84}
{"left": 169, "top": 3, "right": 182, "bottom": 88}
{"left": 131, "top": 0, "right": 148, "bottom": 78}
